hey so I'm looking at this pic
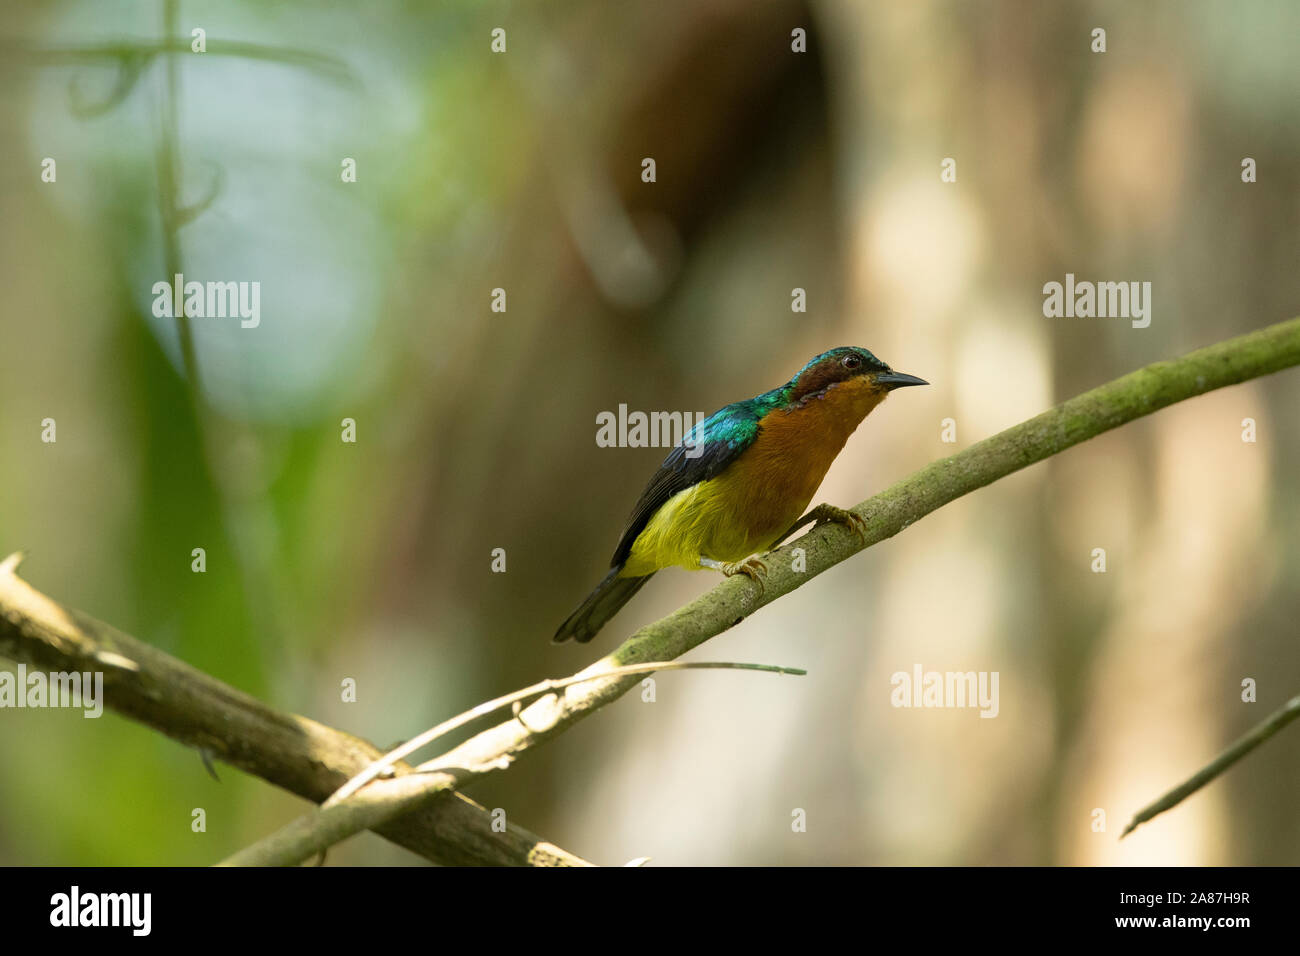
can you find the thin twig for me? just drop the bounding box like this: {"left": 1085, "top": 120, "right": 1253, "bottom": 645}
{"left": 326, "top": 660, "right": 805, "bottom": 807}
{"left": 224, "top": 661, "right": 804, "bottom": 866}
{"left": 157, "top": 0, "right": 200, "bottom": 394}
{"left": 1121, "top": 694, "right": 1300, "bottom": 838}
{"left": 3, "top": 40, "right": 355, "bottom": 84}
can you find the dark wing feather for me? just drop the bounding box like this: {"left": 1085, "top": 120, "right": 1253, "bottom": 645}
{"left": 609, "top": 401, "right": 761, "bottom": 567}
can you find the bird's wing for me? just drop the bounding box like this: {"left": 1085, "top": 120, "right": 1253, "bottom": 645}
{"left": 610, "top": 401, "right": 761, "bottom": 567}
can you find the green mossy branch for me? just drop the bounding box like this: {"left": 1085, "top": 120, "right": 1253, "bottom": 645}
{"left": 234, "top": 316, "right": 1300, "bottom": 865}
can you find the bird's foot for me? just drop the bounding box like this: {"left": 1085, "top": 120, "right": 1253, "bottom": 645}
{"left": 722, "top": 556, "right": 769, "bottom": 598}
{"left": 700, "top": 555, "right": 768, "bottom": 597}
{"left": 807, "top": 503, "right": 869, "bottom": 544}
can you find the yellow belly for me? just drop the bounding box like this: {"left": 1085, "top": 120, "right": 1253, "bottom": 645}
{"left": 620, "top": 380, "right": 887, "bottom": 575}
{"left": 620, "top": 472, "right": 810, "bottom": 574}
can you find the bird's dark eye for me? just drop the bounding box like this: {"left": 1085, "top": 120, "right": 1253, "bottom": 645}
{"left": 841, "top": 354, "right": 862, "bottom": 370}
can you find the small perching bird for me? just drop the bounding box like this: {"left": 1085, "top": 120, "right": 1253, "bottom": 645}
{"left": 553, "top": 346, "right": 927, "bottom": 644}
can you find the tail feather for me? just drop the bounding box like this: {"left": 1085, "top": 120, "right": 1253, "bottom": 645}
{"left": 552, "top": 567, "right": 653, "bottom": 644}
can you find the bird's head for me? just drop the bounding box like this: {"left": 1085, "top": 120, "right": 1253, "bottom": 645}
{"left": 787, "top": 346, "right": 928, "bottom": 405}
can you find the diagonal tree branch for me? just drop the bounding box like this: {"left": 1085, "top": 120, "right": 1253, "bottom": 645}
{"left": 0, "top": 554, "right": 592, "bottom": 867}
{"left": 222, "top": 660, "right": 805, "bottom": 866}
{"left": 326, "top": 660, "right": 807, "bottom": 807}
{"left": 225, "top": 315, "right": 1300, "bottom": 865}
{"left": 1121, "top": 693, "right": 1300, "bottom": 838}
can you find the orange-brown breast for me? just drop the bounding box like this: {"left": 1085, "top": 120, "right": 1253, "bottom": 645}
{"left": 694, "top": 376, "right": 888, "bottom": 558}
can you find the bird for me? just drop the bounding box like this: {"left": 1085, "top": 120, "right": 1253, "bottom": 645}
{"left": 552, "top": 346, "right": 927, "bottom": 644}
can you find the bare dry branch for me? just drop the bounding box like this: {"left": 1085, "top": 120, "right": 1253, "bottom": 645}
{"left": 0, "top": 555, "right": 591, "bottom": 867}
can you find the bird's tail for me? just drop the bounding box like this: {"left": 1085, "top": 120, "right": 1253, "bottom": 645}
{"left": 552, "top": 567, "right": 654, "bottom": 644}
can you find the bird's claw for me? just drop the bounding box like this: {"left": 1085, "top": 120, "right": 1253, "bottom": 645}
{"left": 809, "top": 504, "right": 869, "bottom": 544}
{"left": 720, "top": 556, "right": 768, "bottom": 597}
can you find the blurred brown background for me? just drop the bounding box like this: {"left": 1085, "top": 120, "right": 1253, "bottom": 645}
{"left": 0, "top": 0, "right": 1297, "bottom": 864}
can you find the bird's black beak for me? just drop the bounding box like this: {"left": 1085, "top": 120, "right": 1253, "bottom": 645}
{"left": 875, "top": 370, "right": 928, "bottom": 390}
